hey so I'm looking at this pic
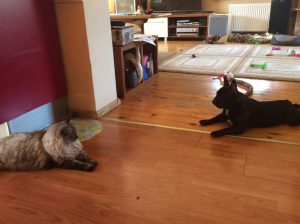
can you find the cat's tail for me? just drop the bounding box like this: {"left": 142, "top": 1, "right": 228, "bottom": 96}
{"left": 0, "top": 161, "right": 4, "bottom": 170}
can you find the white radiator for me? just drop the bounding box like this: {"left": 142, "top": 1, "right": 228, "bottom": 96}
{"left": 229, "top": 3, "right": 271, "bottom": 32}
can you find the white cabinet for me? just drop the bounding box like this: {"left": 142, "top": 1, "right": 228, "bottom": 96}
{"left": 144, "top": 17, "right": 168, "bottom": 40}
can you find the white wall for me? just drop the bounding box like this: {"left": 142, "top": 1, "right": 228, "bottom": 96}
{"left": 82, "top": 0, "right": 117, "bottom": 111}
{"left": 203, "top": 0, "right": 271, "bottom": 13}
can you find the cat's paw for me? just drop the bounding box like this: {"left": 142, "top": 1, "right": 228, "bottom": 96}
{"left": 83, "top": 163, "right": 96, "bottom": 172}
{"left": 89, "top": 160, "right": 98, "bottom": 167}
{"left": 199, "top": 119, "right": 211, "bottom": 126}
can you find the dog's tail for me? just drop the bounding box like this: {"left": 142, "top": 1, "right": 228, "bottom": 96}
{"left": 293, "top": 104, "right": 300, "bottom": 108}
{"left": 289, "top": 104, "right": 300, "bottom": 125}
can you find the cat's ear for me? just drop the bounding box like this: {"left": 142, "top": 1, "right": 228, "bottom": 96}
{"left": 66, "top": 116, "right": 72, "bottom": 125}
{"left": 224, "top": 75, "right": 229, "bottom": 86}
{"left": 66, "top": 112, "right": 80, "bottom": 125}
{"left": 230, "top": 79, "right": 238, "bottom": 94}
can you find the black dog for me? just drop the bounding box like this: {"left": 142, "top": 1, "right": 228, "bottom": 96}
{"left": 199, "top": 76, "right": 300, "bottom": 137}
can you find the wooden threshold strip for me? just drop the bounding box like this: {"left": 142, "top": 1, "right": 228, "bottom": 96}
{"left": 103, "top": 117, "right": 300, "bottom": 146}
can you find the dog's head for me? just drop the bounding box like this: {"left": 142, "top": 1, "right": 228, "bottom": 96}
{"left": 212, "top": 76, "right": 243, "bottom": 109}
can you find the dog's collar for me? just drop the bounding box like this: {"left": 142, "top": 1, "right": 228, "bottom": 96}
{"left": 225, "top": 109, "right": 233, "bottom": 126}
{"left": 225, "top": 109, "right": 229, "bottom": 116}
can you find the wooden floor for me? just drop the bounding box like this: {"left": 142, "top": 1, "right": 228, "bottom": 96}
{"left": 1, "top": 41, "right": 300, "bottom": 223}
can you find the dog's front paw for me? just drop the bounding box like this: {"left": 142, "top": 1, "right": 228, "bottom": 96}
{"left": 199, "top": 119, "right": 211, "bottom": 126}
{"left": 210, "top": 130, "right": 224, "bottom": 137}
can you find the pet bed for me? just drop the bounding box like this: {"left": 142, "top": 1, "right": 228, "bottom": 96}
{"left": 71, "top": 118, "right": 103, "bottom": 141}
{"left": 271, "top": 34, "right": 300, "bottom": 46}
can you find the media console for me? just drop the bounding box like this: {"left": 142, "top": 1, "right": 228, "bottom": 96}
{"left": 143, "top": 13, "right": 209, "bottom": 40}
{"left": 167, "top": 13, "right": 209, "bottom": 40}
{"left": 111, "top": 13, "right": 210, "bottom": 40}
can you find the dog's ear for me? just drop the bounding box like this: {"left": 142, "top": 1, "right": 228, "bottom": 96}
{"left": 224, "top": 75, "right": 229, "bottom": 86}
{"left": 230, "top": 79, "right": 238, "bottom": 94}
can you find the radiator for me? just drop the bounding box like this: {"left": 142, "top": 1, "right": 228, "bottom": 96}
{"left": 229, "top": 3, "right": 271, "bottom": 32}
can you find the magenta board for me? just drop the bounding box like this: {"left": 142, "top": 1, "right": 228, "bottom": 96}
{"left": 0, "top": 0, "right": 67, "bottom": 124}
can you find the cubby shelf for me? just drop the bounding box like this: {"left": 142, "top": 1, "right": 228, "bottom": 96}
{"left": 167, "top": 13, "right": 209, "bottom": 40}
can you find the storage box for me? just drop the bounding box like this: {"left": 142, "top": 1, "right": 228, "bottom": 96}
{"left": 111, "top": 25, "right": 134, "bottom": 46}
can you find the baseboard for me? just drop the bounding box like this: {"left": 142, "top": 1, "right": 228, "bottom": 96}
{"left": 8, "top": 97, "right": 68, "bottom": 133}
{"left": 70, "top": 98, "right": 121, "bottom": 119}
{"left": 96, "top": 98, "right": 121, "bottom": 117}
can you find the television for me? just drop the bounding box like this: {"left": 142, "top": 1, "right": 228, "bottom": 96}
{"left": 150, "top": 0, "right": 202, "bottom": 13}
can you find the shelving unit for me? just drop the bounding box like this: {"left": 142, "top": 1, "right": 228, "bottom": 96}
{"left": 167, "top": 13, "right": 209, "bottom": 40}
{"left": 112, "top": 37, "right": 158, "bottom": 98}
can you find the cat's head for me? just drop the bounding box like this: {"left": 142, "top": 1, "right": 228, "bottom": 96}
{"left": 212, "top": 76, "right": 245, "bottom": 109}
{"left": 42, "top": 118, "right": 82, "bottom": 159}
{"left": 59, "top": 119, "right": 79, "bottom": 143}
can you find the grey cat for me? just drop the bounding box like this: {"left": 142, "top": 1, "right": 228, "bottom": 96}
{"left": 0, "top": 119, "right": 97, "bottom": 171}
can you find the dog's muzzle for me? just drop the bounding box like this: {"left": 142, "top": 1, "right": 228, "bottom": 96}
{"left": 212, "top": 98, "right": 223, "bottom": 109}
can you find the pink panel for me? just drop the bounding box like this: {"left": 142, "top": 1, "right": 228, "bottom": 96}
{"left": 0, "top": 0, "right": 67, "bottom": 123}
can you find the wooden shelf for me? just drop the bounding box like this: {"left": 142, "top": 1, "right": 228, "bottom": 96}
{"left": 167, "top": 13, "right": 209, "bottom": 40}
{"left": 168, "top": 35, "right": 206, "bottom": 39}
{"left": 168, "top": 25, "right": 207, "bottom": 28}
{"left": 112, "top": 37, "right": 158, "bottom": 98}
{"left": 167, "top": 13, "right": 209, "bottom": 18}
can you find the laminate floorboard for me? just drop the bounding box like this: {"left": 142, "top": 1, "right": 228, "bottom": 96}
{"left": 1, "top": 41, "right": 300, "bottom": 224}
{"left": 1, "top": 120, "right": 300, "bottom": 223}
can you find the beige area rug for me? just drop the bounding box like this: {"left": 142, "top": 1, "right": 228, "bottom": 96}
{"left": 158, "top": 51, "right": 177, "bottom": 63}
{"left": 159, "top": 44, "right": 300, "bottom": 81}
{"left": 234, "top": 57, "right": 300, "bottom": 81}
{"left": 249, "top": 46, "right": 300, "bottom": 58}
{"left": 181, "top": 44, "right": 254, "bottom": 57}
{"left": 159, "top": 54, "right": 244, "bottom": 75}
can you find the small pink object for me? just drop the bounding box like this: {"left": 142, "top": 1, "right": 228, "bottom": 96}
{"left": 296, "top": 54, "right": 300, "bottom": 57}
{"left": 272, "top": 47, "right": 281, "bottom": 50}
{"left": 213, "top": 73, "right": 224, "bottom": 80}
